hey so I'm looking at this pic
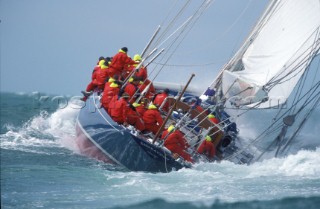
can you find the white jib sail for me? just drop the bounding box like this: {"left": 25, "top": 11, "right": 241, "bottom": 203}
{"left": 221, "top": 0, "right": 320, "bottom": 108}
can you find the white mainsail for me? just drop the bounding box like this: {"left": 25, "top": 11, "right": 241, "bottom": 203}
{"left": 214, "top": 0, "right": 320, "bottom": 108}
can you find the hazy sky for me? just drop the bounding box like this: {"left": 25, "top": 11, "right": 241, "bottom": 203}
{"left": 1, "top": 0, "right": 268, "bottom": 95}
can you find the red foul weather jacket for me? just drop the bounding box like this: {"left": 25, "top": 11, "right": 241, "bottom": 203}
{"left": 143, "top": 109, "right": 163, "bottom": 126}
{"left": 85, "top": 65, "right": 101, "bottom": 92}
{"left": 124, "top": 83, "right": 139, "bottom": 100}
{"left": 126, "top": 107, "right": 145, "bottom": 131}
{"left": 101, "top": 83, "right": 120, "bottom": 109}
{"left": 91, "top": 65, "right": 100, "bottom": 80}
{"left": 209, "top": 117, "right": 219, "bottom": 124}
{"left": 142, "top": 109, "right": 163, "bottom": 134}
{"left": 124, "top": 63, "right": 148, "bottom": 81}
{"left": 164, "top": 130, "right": 193, "bottom": 163}
{"left": 110, "top": 98, "right": 128, "bottom": 124}
{"left": 153, "top": 92, "right": 169, "bottom": 112}
{"left": 197, "top": 140, "right": 216, "bottom": 160}
{"left": 109, "top": 51, "right": 136, "bottom": 77}
{"left": 138, "top": 79, "right": 155, "bottom": 99}
{"left": 93, "top": 66, "right": 109, "bottom": 87}
{"left": 107, "top": 95, "right": 118, "bottom": 115}
{"left": 135, "top": 66, "right": 148, "bottom": 81}
{"left": 135, "top": 105, "right": 146, "bottom": 117}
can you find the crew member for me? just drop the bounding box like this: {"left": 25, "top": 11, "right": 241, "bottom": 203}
{"left": 208, "top": 114, "right": 219, "bottom": 124}
{"left": 197, "top": 135, "right": 216, "bottom": 161}
{"left": 93, "top": 59, "right": 110, "bottom": 90}
{"left": 133, "top": 98, "right": 149, "bottom": 116}
{"left": 81, "top": 58, "right": 104, "bottom": 101}
{"left": 123, "top": 54, "right": 148, "bottom": 80}
{"left": 124, "top": 76, "right": 140, "bottom": 102}
{"left": 138, "top": 78, "right": 155, "bottom": 100}
{"left": 163, "top": 125, "right": 193, "bottom": 163}
{"left": 132, "top": 54, "right": 148, "bottom": 81}
{"left": 108, "top": 47, "right": 137, "bottom": 78}
{"left": 101, "top": 80, "right": 121, "bottom": 110}
{"left": 126, "top": 104, "right": 145, "bottom": 132}
{"left": 153, "top": 88, "right": 170, "bottom": 112}
{"left": 142, "top": 103, "right": 163, "bottom": 134}
{"left": 104, "top": 75, "right": 119, "bottom": 89}
{"left": 110, "top": 92, "right": 130, "bottom": 124}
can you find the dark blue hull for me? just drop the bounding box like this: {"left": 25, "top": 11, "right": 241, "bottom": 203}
{"left": 76, "top": 94, "right": 189, "bottom": 172}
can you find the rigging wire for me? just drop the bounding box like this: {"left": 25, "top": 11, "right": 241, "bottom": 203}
{"left": 259, "top": 89, "right": 320, "bottom": 160}
{"left": 281, "top": 96, "right": 320, "bottom": 154}
{"left": 225, "top": 81, "right": 320, "bottom": 161}
{"left": 149, "top": 0, "right": 192, "bottom": 54}
{"left": 289, "top": 48, "right": 320, "bottom": 114}
{"left": 258, "top": 49, "right": 319, "bottom": 156}
{"left": 266, "top": 28, "right": 320, "bottom": 89}
{"left": 147, "top": 0, "right": 272, "bottom": 97}
{"left": 149, "top": 0, "right": 214, "bottom": 82}
{"left": 151, "top": 60, "right": 226, "bottom": 67}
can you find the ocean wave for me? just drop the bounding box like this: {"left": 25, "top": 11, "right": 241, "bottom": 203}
{"left": 107, "top": 196, "right": 320, "bottom": 209}
{"left": 95, "top": 150, "right": 320, "bottom": 205}
{"left": 1, "top": 103, "right": 80, "bottom": 154}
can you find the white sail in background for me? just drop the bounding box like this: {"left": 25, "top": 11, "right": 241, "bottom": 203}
{"left": 218, "top": 0, "right": 320, "bottom": 108}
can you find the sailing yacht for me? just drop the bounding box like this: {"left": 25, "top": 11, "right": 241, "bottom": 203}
{"left": 75, "top": 0, "right": 320, "bottom": 172}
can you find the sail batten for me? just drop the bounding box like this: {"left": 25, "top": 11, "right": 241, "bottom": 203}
{"left": 215, "top": 0, "right": 320, "bottom": 108}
